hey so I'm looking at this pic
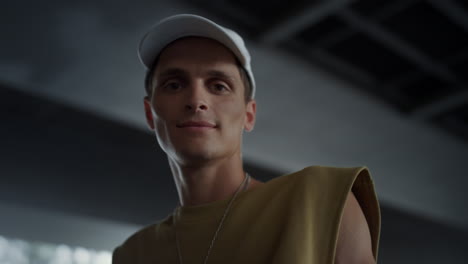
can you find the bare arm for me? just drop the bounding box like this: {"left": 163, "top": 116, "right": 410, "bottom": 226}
{"left": 335, "top": 192, "right": 376, "bottom": 264}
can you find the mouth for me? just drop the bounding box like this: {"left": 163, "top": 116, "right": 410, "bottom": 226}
{"left": 176, "top": 121, "right": 217, "bottom": 129}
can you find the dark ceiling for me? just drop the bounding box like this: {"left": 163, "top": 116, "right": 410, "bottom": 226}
{"left": 193, "top": 0, "right": 468, "bottom": 142}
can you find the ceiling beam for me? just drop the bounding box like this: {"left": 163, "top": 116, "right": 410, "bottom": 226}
{"left": 440, "top": 115, "right": 468, "bottom": 139}
{"left": 336, "top": 9, "right": 457, "bottom": 83}
{"left": 207, "top": 0, "right": 261, "bottom": 28}
{"left": 410, "top": 90, "right": 468, "bottom": 120}
{"left": 288, "top": 39, "right": 376, "bottom": 85}
{"left": 309, "top": 0, "right": 419, "bottom": 48}
{"left": 260, "top": 0, "right": 353, "bottom": 44}
{"left": 335, "top": 8, "right": 468, "bottom": 119}
{"left": 428, "top": 0, "right": 468, "bottom": 34}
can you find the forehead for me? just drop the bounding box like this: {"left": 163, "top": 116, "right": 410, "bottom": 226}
{"left": 154, "top": 37, "right": 239, "bottom": 75}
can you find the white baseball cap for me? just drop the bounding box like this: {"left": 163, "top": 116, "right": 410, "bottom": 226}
{"left": 138, "top": 14, "right": 256, "bottom": 98}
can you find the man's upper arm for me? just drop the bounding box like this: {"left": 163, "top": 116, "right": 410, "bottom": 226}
{"left": 335, "top": 191, "right": 376, "bottom": 264}
{"left": 112, "top": 246, "right": 121, "bottom": 264}
{"left": 112, "top": 245, "right": 129, "bottom": 264}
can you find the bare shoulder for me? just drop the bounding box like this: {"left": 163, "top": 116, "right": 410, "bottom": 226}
{"left": 335, "top": 191, "right": 376, "bottom": 264}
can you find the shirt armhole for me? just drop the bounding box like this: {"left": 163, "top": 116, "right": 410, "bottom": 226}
{"left": 350, "top": 167, "right": 381, "bottom": 262}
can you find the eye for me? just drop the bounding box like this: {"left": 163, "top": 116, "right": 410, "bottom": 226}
{"left": 210, "top": 82, "right": 230, "bottom": 94}
{"left": 163, "top": 81, "right": 183, "bottom": 92}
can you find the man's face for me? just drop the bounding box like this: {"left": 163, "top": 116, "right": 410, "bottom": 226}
{"left": 144, "top": 37, "right": 256, "bottom": 165}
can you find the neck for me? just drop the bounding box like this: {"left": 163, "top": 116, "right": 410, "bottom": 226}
{"left": 168, "top": 154, "right": 262, "bottom": 207}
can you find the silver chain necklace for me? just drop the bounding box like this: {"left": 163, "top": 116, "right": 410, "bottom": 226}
{"left": 173, "top": 172, "right": 251, "bottom": 264}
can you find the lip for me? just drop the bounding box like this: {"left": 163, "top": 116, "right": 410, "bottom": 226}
{"left": 177, "top": 121, "right": 217, "bottom": 128}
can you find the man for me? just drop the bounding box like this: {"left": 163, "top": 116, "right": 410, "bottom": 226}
{"left": 113, "top": 14, "right": 380, "bottom": 264}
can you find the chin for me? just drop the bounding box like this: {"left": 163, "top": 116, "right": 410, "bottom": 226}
{"left": 174, "top": 145, "right": 221, "bottom": 164}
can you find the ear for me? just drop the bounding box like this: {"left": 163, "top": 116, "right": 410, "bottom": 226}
{"left": 244, "top": 99, "right": 256, "bottom": 132}
{"left": 143, "top": 96, "right": 155, "bottom": 131}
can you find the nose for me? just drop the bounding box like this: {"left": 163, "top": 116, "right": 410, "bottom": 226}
{"left": 185, "top": 102, "right": 208, "bottom": 112}
{"left": 185, "top": 81, "right": 208, "bottom": 112}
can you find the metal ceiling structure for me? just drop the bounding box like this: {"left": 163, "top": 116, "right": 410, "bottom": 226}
{"left": 194, "top": 0, "right": 468, "bottom": 141}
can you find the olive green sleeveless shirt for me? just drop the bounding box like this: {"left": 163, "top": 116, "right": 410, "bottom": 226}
{"left": 113, "top": 166, "right": 381, "bottom": 264}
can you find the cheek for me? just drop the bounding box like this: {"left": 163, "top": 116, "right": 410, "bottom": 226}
{"left": 153, "top": 114, "right": 168, "bottom": 140}
{"left": 153, "top": 96, "right": 175, "bottom": 123}
{"left": 220, "top": 100, "right": 246, "bottom": 133}
{"left": 152, "top": 100, "right": 173, "bottom": 140}
{"left": 152, "top": 110, "right": 178, "bottom": 155}
{"left": 153, "top": 97, "right": 165, "bottom": 116}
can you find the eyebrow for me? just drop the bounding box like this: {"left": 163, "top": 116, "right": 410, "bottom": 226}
{"left": 157, "top": 68, "right": 188, "bottom": 79}
{"left": 205, "top": 70, "right": 236, "bottom": 82}
{"left": 157, "top": 68, "right": 236, "bottom": 82}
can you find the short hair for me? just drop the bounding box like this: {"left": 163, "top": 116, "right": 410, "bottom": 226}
{"left": 144, "top": 57, "right": 253, "bottom": 103}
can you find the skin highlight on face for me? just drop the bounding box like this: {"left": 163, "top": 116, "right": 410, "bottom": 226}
{"left": 144, "top": 40, "right": 253, "bottom": 104}
{"left": 143, "top": 37, "right": 256, "bottom": 168}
